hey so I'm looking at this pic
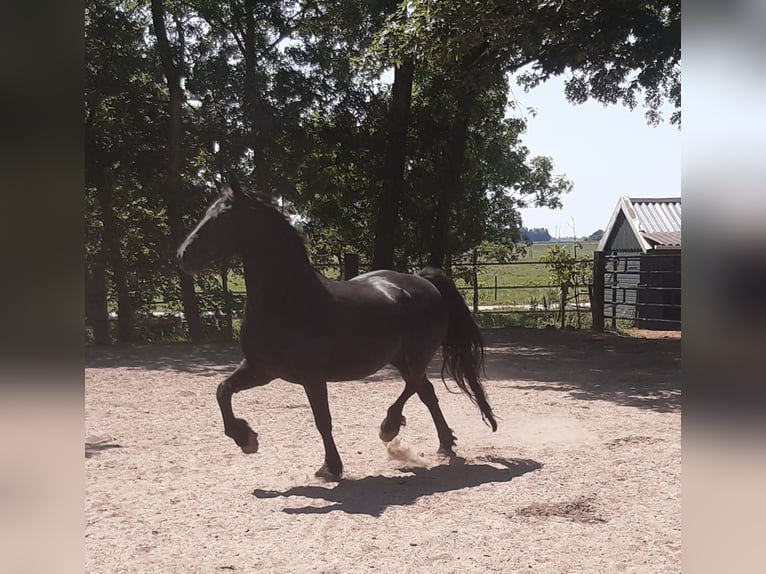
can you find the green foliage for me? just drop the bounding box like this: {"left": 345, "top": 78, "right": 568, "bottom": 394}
{"left": 373, "top": 0, "right": 681, "bottom": 126}
{"left": 473, "top": 310, "right": 593, "bottom": 331}
{"left": 540, "top": 243, "right": 593, "bottom": 294}
{"left": 86, "top": 0, "right": 178, "bottom": 328}
{"left": 398, "top": 70, "right": 571, "bottom": 262}
{"left": 540, "top": 243, "right": 593, "bottom": 327}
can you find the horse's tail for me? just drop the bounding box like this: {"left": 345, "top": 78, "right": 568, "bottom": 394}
{"left": 418, "top": 266, "right": 498, "bottom": 431}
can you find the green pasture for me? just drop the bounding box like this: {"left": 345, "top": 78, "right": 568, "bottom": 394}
{"left": 452, "top": 241, "right": 596, "bottom": 308}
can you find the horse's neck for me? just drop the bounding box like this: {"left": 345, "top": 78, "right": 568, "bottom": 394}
{"left": 241, "top": 244, "right": 325, "bottom": 309}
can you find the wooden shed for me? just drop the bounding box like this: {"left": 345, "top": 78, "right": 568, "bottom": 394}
{"left": 596, "top": 197, "right": 681, "bottom": 330}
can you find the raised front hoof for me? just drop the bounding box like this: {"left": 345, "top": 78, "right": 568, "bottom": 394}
{"left": 314, "top": 463, "right": 342, "bottom": 482}
{"left": 379, "top": 415, "right": 406, "bottom": 443}
{"left": 231, "top": 418, "right": 259, "bottom": 454}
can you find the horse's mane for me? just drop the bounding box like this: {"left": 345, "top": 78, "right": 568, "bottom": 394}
{"left": 225, "top": 186, "right": 309, "bottom": 257}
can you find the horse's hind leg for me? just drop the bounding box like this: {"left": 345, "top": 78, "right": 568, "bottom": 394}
{"left": 303, "top": 381, "right": 343, "bottom": 481}
{"left": 217, "top": 359, "right": 269, "bottom": 454}
{"left": 379, "top": 382, "right": 417, "bottom": 442}
{"left": 415, "top": 377, "right": 458, "bottom": 457}
{"left": 381, "top": 372, "right": 457, "bottom": 455}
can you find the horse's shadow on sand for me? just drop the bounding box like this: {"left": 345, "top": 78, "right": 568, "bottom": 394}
{"left": 253, "top": 456, "right": 541, "bottom": 517}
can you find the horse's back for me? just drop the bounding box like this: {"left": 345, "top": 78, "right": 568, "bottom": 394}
{"left": 346, "top": 269, "right": 441, "bottom": 303}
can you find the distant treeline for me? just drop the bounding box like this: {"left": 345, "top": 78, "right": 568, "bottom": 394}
{"left": 521, "top": 227, "right": 604, "bottom": 243}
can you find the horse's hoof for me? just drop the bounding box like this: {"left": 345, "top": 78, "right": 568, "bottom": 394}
{"left": 314, "top": 463, "right": 342, "bottom": 482}
{"left": 379, "top": 428, "right": 398, "bottom": 443}
{"left": 379, "top": 415, "right": 406, "bottom": 443}
{"left": 240, "top": 429, "right": 259, "bottom": 454}
{"left": 437, "top": 446, "right": 457, "bottom": 458}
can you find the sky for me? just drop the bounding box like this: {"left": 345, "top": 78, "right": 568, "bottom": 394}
{"left": 511, "top": 75, "right": 681, "bottom": 238}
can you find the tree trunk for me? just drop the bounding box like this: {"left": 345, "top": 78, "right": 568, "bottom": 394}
{"left": 372, "top": 58, "right": 415, "bottom": 270}
{"left": 444, "top": 251, "right": 453, "bottom": 277}
{"left": 560, "top": 288, "right": 567, "bottom": 328}
{"left": 471, "top": 249, "right": 479, "bottom": 314}
{"left": 427, "top": 93, "right": 473, "bottom": 268}
{"left": 85, "top": 248, "right": 111, "bottom": 346}
{"left": 95, "top": 170, "right": 134, "bottom": 343}
{"left": 151, "top": 0, "right": 203, "bottom": 341}
{"left": 237, "top": 0, "right": 271, "bottom": 191}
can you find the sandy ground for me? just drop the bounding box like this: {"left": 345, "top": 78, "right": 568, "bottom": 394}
{"left": 85, "top": 327, "right": 681, "bottom": 573}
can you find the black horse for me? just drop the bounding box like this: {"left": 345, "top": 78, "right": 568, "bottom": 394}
{"left": 178, "top": 178, "right": 497, "bottom": 480}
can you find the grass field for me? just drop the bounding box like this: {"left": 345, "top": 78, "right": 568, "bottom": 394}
{"left": 452, "top": 241, "right": 597, "bottom": 308}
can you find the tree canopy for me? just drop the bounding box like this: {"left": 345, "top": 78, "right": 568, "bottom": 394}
{"left": 373, "top": 0, "right": 680, "bottom": 126}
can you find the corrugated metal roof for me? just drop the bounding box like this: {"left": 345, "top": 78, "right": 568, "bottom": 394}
{"left": 598, "top": 196, "right": 682, "bottom": 252}
{"left": 630, "top": 198, "right": 682, "bottom": 235}
{"left": 642, "top": 231, "right": 682, "bottom": 248}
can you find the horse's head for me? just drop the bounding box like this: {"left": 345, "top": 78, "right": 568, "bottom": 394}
{"left": 177, "top": 176, "right": 248, "bottom": 274}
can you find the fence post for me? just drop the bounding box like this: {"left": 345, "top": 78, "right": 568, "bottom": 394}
{"left": 220, "top": 263, "right": 233, "bottom": 341}
{"left": 611, "top": 256, "right": 618, "bottom": 330}
{"left": 343, "top": 252, "right": 359, "bottom": 280}
{"left": 591, "top": 251, "right": 605, "bottom": 332}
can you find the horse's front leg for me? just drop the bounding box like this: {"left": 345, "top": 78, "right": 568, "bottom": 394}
{"left": 217, "top": 359, "right": 270, "bottom": 454}
{"left": 303, "top": 381, "right": 343, "bottom": 481}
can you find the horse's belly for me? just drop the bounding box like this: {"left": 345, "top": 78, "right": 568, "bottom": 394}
{"left": 246, "top": 339, "right": 398, "bottom": 384}
{"left": 311, "top": 337, "right": 398, "bottom": 381}
{"left": 322, "top": 357, "right": 393, "bottom": 382}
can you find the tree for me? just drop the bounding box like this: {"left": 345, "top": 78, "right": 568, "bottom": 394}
{"left": 395, "top": 67, "right": 571, "bottom": 267}
{"left": 540, "top": 243, "right": 593, "bottom": 328}
{"left": 366, "top": 4, "right": 586, "bottom": 267}
{"left": 298, "top": 98, "right": 388, "bottom": 264}
{"left": 371, "top": 57, "right": 415, "bottom": 270}
{"left": 588, "top": 229, "right": 605, "bottom": 242}
{"left": 522, "top": 227, "right": 552, "bottom": 242}
{"left": 379, "top": 0, "right": 680, "bottom": 125}
{"left": 86, "top": 0, "right": 163, "bottom": 343}
{"left": 151, "top": 0, "right": 203, "bottom": 341}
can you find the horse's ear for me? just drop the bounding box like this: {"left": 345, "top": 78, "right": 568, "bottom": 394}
{"left": 228, "top": 172, "right": 245, "bottom": 200}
